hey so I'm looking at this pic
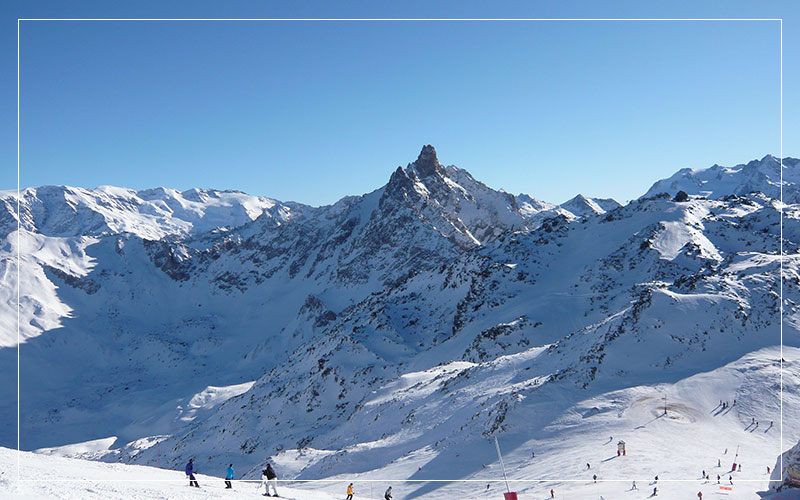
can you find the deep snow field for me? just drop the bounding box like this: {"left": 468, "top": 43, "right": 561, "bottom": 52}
{"left": 3, "top": 346, "right": 799, "bottom": 500}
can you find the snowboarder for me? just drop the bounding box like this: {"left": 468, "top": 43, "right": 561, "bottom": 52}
{"left": 346, "top": 483, "right": 354, "bottom": 500}
{"left": 225, "top": 464, "right": 234, "bottom": 489}
{"left": 185, "top": 458, "right": 199, "bottom": 488}
{"left": 263, "top": 463, "right": 278, "bottom": 497}
{"left": 385, "top": 486, "right": 393, "bottom": 500}
{"left": 593, "top": 474, "right": 597, "bottom": 483}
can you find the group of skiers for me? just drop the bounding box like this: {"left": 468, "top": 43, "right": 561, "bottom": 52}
{"left": 182, "top": 460, "right": 396, "bottom": 499}
{"left": 183, "top": 459, "right": 279, "bottom": 496}
{"left": 345, "top": 483, "right": 394, "bottom": 500}
{"left": 181, "top": 432, "right": 771, "bottom": 498}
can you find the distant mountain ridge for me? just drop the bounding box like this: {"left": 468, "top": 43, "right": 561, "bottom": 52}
{"left": 0, "top": 184, "right": 305, "bottom": 240}
{"left": 643, "top": 154, "right": 800, "bottom": 202}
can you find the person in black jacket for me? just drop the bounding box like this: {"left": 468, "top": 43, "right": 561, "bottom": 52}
{"left": 262, "top": 463, "right": 278, "bottom": 497}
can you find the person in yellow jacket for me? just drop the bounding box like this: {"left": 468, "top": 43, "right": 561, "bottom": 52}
{"left": 346, "top": 483, "right": 354, "bottom": 500}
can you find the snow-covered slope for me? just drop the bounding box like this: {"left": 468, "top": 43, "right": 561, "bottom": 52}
{"left": 0, "top": 446, "right": 371, "bottom": 500}
{"left": 2, "top": 348, "right": 798, "bottom": 499}
{"left": 1, "top": 147, "right": 798, "bottom": 500}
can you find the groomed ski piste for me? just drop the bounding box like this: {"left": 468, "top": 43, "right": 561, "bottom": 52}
{"left": 3, "top": 346, "right": 799, "bottom": 500}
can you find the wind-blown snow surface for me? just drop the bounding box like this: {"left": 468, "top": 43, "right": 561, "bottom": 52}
{"left": 1, "top": 146, "right": 799, "bottom": 499}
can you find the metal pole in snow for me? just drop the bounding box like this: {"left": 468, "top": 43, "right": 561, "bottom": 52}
{"left": 494, "top": 435, "right": 511, "bottom": 493}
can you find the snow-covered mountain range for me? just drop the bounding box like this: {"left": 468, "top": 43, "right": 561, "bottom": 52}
{"left": 1, "top": 147, "right": 798, "bottom": 499}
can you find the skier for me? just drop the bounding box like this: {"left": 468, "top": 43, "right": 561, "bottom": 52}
{"left": 738, "top": 464, "right": 742, "bottom": 472}
{"left": 654, "top": 475, "right": 658, "bottom": 483}
{"left": 653, "top": 486, "right": 657, "bottom": 496}
{"left": 698, "top": 492, "right": 702, "bottom": 499}
{"left": 702, "top": 470, "right": 705, "bottom": 478}
{"left": 385, "top": 486, "right": 393, "bottom": 500}
{"left": 346, "top": 483, "right": 354, "bottom": 500}
{"left": 632, "top": 481, "right": 637, "bottom": 490}
{"left": 550, "top": 488, "right": 555, "bottom": 498}
{"left": 768, "top": 466, "right": 771, "bottom": 474}
{"left": 729, "top": 475, "right": 733, "bottom": 485}
{"left": 225, "top": 463, "right": 234, "bottom": 489}
{"left": 717, "top": 459, "right": 721, "bottom": 467}
{"left": 716, "top": 475, "right": 720, "bottom": 484}
{"left": 587, "top": 463, "right": 591, "bottom": 470}
{"left": 263, "top": 463, "right": 279, "bottom": 497}
{"left": 593, "top": 474, "right": 597, "bottom": 483}
{"left": 185, "top": 458, "right": 199, "bottom": 488}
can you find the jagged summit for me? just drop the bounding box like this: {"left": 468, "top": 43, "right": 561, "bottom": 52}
{"left": 410, "top": 144, "right": 443, "bottom": 178}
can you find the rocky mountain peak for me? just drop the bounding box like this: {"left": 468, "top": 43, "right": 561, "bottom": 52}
{"left": 411, "top": 144, "right": 443, "bottom": 178}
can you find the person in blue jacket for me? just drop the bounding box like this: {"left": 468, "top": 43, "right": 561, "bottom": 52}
{"left": 185, "top": 458, "right": 199, "bottom": 487}
{"left": 225, "top": 464, "right": 235, "bottom": 489}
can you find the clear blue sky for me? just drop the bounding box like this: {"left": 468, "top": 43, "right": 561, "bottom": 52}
{"left": 2, "top": 1, "right": 797, "bottom": 205}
